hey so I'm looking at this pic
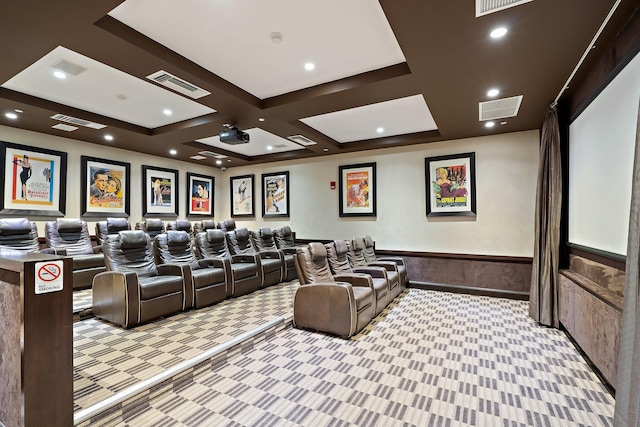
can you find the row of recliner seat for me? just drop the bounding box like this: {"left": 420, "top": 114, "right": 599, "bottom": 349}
{"left": 91, "top": 217, "right": 301, "bottom": 328}
{"left": 293, "top": 237, "right": 408, "bottom": 338}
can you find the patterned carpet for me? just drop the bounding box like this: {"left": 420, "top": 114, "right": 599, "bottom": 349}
{"left": 73, "top": 281, "right": 298, "bottom": 414}
{"left": 75, "top": 288, "right": 615, "bottom": 427}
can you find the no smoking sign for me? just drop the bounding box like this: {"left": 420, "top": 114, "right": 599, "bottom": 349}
{"left": 35, "top": 260, "right": 64, "bottom": 294}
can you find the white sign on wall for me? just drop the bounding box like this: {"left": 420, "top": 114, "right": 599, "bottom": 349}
{"left": 35, "top": 260, "right": 64, "bottom": 294}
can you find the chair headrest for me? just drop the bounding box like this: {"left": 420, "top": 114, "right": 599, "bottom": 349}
{"left": 56, "top": 218, "right": 83, "bottom": 232}
{"left": 167, "top": 230, "right": 189, "bottom": 245}
{"left": 119, "top": 230, "right": 147, "bottom": 248}
{"left": 201, "top": 219, "right": 216, "bottom": 229}
{"left": 107, "top": 217, "right": 129, "bottom": 231}
{"left": 334, "top": 240, "right": 349, "bottom": 255}
{"left": 223, "top": 219, "right": 236, "bottom": 230}
{"left": 260, "top": 227, "right": 273, "bottom": 238}
{"left": 174, "top": 220, "right": 192, "bottom": 231}
{"left": 364, "top": 235, "right": 374, "bottom": 247}
{"left": 236, "top": 227, "right": 249, "bottom": 240}
{"left": 0, "top": 218, "right": 32, "bottom": 235}
{"left": 281, "top": 226, "right": 291, "bottom": 235}
{"left": 352, "top": 237, "right": 365, "bottom": 251}
{"left": 206, "top": 229, "right": 225, "bottom": 243}
{"left": 308, "top": 242, "right": 327, "bottom": 261}
{"left": 145, "top": 218, "right": 164, "bottom": 230}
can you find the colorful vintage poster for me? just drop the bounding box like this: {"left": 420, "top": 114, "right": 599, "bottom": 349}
{"left": 339, "top": 162, "right": 376, "bottom": 217}
{"left": 346, "top": 170, "right": 370, "bottom": 208}
{"left": 142, "top": 165, "right": 178, "bottom": 216}
{"left": 426, "top": 152, "right": 476, "bottom": 217}
{"left": 2, "top": 143, "right": 65, "bottom": 215}
{"left": 264, "top": 175, "right": 287, "bottom": 214}
{"left": 189, "top": 175, "right": 212, "bottom": 215}
{"left": 87, "top": 165, "right": 125, "bottom": 210}
{"left": 151, "top": 176, "right": 173, "bottom": 206}
{"left": 232, "top": 175, "right": 253, "bottom": 216}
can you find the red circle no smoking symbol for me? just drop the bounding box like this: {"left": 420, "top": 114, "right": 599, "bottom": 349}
{"left": 38, "top": 263, "right": 61, "bottom": 281}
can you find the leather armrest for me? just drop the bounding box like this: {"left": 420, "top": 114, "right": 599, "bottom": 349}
{"left": 368, "top": 261, "right": 399, "bottom": 273}
{"left": 158, "top": 264, "right": 191, "bottom": 310}
{"left": 281, "top": 247, "right": 297, "bottom": 255}
{"left": 353, "top": 266, "right": 387, "bottom": 280}
{"left": 92, "top": 271, "right": 140, "bottom": 327}
{"left": 201, "top": 257, "right": 228, "bottom": 269}
{"left": 41, "top": 247, "right": 65, "bottom": 255}
{"left": 232, "top": 253, "right": 260, "bottom": 264}
{"left": 258, "top": 249, "right": 284, "bottom": 261}
{"left": 93, "top": 245, "right": 103, "bottom": 254}
{"left": 294, "top": 282, "right": 357, "bottom": 338}
{"left": 377, "top": 256, "right": 406, "bottom": 267}
{"left": 334, "top": 273, "right": 373, "bottom": 288}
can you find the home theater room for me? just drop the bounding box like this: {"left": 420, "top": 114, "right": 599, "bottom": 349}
{"left": 1, "top": 1, "right": 639, "bottom": 426}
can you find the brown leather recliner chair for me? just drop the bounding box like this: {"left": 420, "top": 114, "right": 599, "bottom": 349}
{"left": 326, "top": 240, "right": 390, "bottom": 316}
{"left": 0, "top": 217, "right": 43, "bottom": 254}
{"left": 195, "top": 229, "right": 260, "bottom": 298}
{"left": 251, "top": 227, "right": 297, "bottom": 282}
{"left": 218, "top": 219, "right": 236, "bottom": 233}
{"left": 93, "top": 230, "right": 188, "bottom": 328}
{"left": 293, "top": 242, "right": 374, "bottom": 338}
{"left": 95, "top": 218, "right": 131, "bottom": 246}
{"left": 226, "top": 227, "right": 284, "bottom": 288}
{"left": 44, "top": 218, "right": 106, "bottom": 290}
{"left": 349, "top": 237, "right": 402, "bottom": 299}
{"left": 273, "top": 225, "right": 303, "bottom": 250}
{"left": 363, "top": 234, "right": 409, "bottom": 287}
{"left": 155, "top": 230, "right": 227, "bottom": 310}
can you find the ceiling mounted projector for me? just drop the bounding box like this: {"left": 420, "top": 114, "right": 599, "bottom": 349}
{"left": 219, "top": 126, "right": 250, "bottom": 145}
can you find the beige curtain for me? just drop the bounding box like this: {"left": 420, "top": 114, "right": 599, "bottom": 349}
{"left": 529, "top": 106, "right": 562, "bottom": 327}
{"left": 614, "top": 98, "right": 640, "bottom": 426}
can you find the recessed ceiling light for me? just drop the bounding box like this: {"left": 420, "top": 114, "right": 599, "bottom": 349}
{"left": 487, "top": 88, "right": 500, "bottom": 97}
{"left": 323, "top": 148, "right": 329, "bottom": 152}
{"left": 163, "top": 109, "right": 172, "bottom": 116}
{"left": 376, "top": 127, "right": 384, "bottom": 134}
{"left": 104, "top": 134, "right": 114, "bottom": 141}
{"left": 490, "top": 27, "right": 508, "bottom": 39}
{"left": 500, "top": 121, "right": 508, "bottom": 125}
{"left": 304, "top": 62, "right": 315, "bottom": 71}
{"left": 485, "top": 121, "right": 496, "bottom": 128}
{"left": 5, "top": 112, "right": 18, "bottom": 119}
{"left": 258, "top": 118, "right": 265, "bottom": 122}
{"left": 14, "top": 109, "right": 23, "bottom": 113}
{"left": 169, "top": 149, "right": 177, "bottom": 155}
{"left": 215, "top": 160, "right": 222, "bottom": 165}
{"left": 53, "top": 70, "right": 66, "bottom": 79}
{"left": 266, "top": 145, "right": 273, "bottom": 151}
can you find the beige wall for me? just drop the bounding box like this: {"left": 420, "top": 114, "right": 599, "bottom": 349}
{"left": 1, "top": 126, "right": 539, "bottom": 257}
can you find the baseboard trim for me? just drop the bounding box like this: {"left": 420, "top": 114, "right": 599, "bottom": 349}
{"left": 409, "top": 280, "right": 530, "bottom": 300}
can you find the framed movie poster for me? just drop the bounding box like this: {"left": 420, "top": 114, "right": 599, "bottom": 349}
{"left": 262, "top": 171, "right": 289, "bottom": 218}
{"left": 80, "top": 156, "right": 130, "bottom": 217}
{"left": 230, "top": 174, "right": 254, "bottom": 217}
{"left": 425, "top": 152, "right": 476, "bottom": 217}
{"left": 187, "top": 172, "right": 214, "bottom": 217}
{"left": 141, "top": 165, "right": 179, "bottom": 217}
{"left": 0, "top": 141, "right": 67, "bottom": 216}
{"left": 339, "top": 162, "right": 376, "bottom": 217}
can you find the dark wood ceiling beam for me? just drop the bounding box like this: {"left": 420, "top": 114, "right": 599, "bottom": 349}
{"left": 151, "top": 113, "right": 222, "bottom": 136}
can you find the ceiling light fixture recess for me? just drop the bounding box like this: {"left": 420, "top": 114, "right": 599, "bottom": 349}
{"left": 53, "top": 70, "right": 66, "bottom": 79}
{"left": 163, "top": 109, "right": 172, "bottom": 116}
{"left": 304, "top": 62, "right": 315, "bottom": 71}
{"left": 104, "top": 134, "right": 114, "bottom": 141}
{"left": 485, "top": 121, "right": 496, "bottom": 128}
{"left": 169, "top": 149, "right": 177, "bottom": 155}
{"left": 5, "top": 112, "right": 18, "bottom": 119}
{"left": 376, "top": 127, "right": 384, "bottom": 133}
{"left": 487, "top": 88, "right": 500, "bottom": 97}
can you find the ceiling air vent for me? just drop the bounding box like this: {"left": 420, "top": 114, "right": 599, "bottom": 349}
{"left": 51, "top": 59, "right": 87, "bottom": 76}
{"left": 147, "top": 70, "right": 210, "bottom": 99}
{"left": 50, "top": 114, "right": 106, "bottom": 129}
{"left": 52, "top": 123, "right": 78, "bottom": 132}
{"left": 287, "top": 135, "right": 317, "bottom": 146}
{"left": 476, "top": 0, "right": 533, "bottom": 17}
{"left": 198, "top": 151, "right": 228, "bottom": 159}
{"left": 479, "top": 95, "right": 523, "bottom": 121}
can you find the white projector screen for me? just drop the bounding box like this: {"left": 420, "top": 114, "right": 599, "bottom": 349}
{"left": 568, "top": 51, "right": 640, "bottom": 256}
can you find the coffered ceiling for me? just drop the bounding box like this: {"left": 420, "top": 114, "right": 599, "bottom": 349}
{"left": 0, "top": 0, "right": 637, "bottom": 169}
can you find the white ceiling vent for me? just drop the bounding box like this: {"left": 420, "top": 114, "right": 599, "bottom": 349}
{"left": 52, "top": 123, "right": 79, "bottom": 132}
{"left": 50, "top": 114, "right": 106, "bottom": 129}
{"left": 287, "top": 135, "right": 317, "bottom": 146}
{"left": 198, "top": 150, "right": 228, "bottom": 159}
{"left": 476, "top": 0, "right": 533, "bottom": 17}
{"left": 51, "top": 59, "right": 87, "bottom": 76}
{"left": 147, "top": 70, "right": 211, "bottom": 99}
{"left": 479, "top": 95, "right": 523, "bottom": 121}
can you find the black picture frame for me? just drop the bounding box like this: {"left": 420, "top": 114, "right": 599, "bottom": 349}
{"left": 339, "top": 162, "right": 376, "bottom": 217}
{"left": 80, "top": 156, "right": 131, "bottom": 217}
{"left": 262, "top": 171, "right": 290, "bottom": 218}
{"left": 425, "top": 152, "right": 476, "bottom": 217}
{"left": 186, "top": 172, "right": 214, "bottom": 217}
{"left": 230, "top": 174, "right": 255, "bottom": 217}
{"left": 141, "top": 165, "right": 179, "bottom": 217}
{"left": 0, "top": 141, "right": 67, "bottom": 217}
